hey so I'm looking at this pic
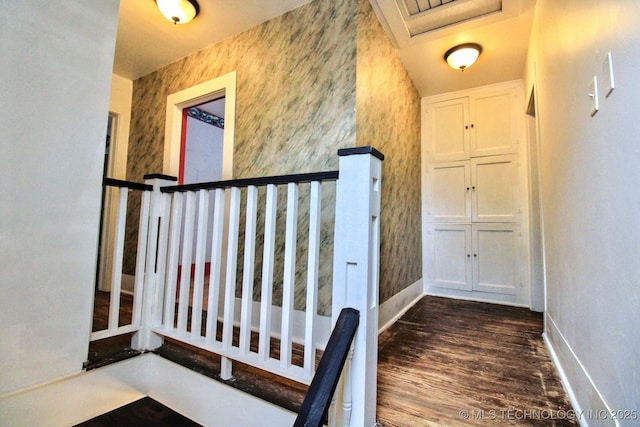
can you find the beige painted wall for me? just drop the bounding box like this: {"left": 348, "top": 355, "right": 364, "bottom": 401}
{"left": 525, "top": 0, "right": 640, "bottom": 418}
{"left": 0, "top": 0, "right": 119, "bottom": 395}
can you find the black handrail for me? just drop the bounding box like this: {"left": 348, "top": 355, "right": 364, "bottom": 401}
{"left": 103, "top": 177, "right": 153, "bottom": 192}
{"left": 160, "top": 170, "right": 339, "bottom": 194}
{"left": 293, "top": 307, "right": 359, "bottom": 427}
{"left": 95, "top": 177, "right": 153, "bottom": 292}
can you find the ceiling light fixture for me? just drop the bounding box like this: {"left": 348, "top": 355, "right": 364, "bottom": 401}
{"left": 156, "top": 0, "right": 200, "bottom": 25}
{"left": 444, "top": 43, "right": 482, "bottom": 71}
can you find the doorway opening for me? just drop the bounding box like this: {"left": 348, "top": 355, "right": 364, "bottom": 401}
{"left": 96, "top": 113, "right": 118, "bottom": 292}
{"left": 526, "top": 84, "right": 546, "bottom": 312}
{"left": 163, "top": 72, "right": 236, "bottom": 181}
{"left": 179, "top": 97, "right": 226, "bottom": 185}
{"left": 163, "top": 72, "right": 237, "bottom": 304}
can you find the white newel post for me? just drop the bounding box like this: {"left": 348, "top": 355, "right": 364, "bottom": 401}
{"left": 132, "top": 174, "right": 177, "bottom": 350}
{"left": 332, "top": 146, "right": 384, "bottom": 427}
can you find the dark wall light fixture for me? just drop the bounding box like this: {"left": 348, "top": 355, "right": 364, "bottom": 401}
{"left": 156, "top": 0, "right": 200, "bottom": 25}
{"left": 444, "top": 43, "right": 483, "bottom": 71}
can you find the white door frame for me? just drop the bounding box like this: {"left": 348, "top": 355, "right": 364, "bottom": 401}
{"left": 97, "top": 113, "right": 119, "bottom": 292}
{"left": 97, "top": 75, "right": 133, "bottom": 292}
{"left": 163, "top": 71, "right": 236, "bottom": 180}
{"left": 526, "top": 68, "right": 547, "bottom": 314}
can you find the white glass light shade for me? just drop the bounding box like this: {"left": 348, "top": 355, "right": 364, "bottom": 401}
{"left": 156, "top": 0, "right": 199, "bottom": 24}
{"left": 444, "top": 43, "right": 482, "bottom": 71}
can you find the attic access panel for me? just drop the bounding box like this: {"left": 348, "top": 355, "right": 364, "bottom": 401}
{"left": 399, "top": 0, "right": 502, "bottom": 36}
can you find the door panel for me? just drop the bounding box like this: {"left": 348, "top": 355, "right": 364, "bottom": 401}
{"left": 472, "top": 224, "right": 517, "bottom": 295}
{"left": 471, "top": 89, "right": 518, "bottom": 157}
{"left": 424, "top": 97, "right": 469, "bottom": 162}
{"left": 427, "top": 162, "right": 471, "bottom": 222}
{"left": 427, "top": 224, "right": 472, "bottom": 291}
{"left": 471, "top": 155, "right": 518, "bottom": 222}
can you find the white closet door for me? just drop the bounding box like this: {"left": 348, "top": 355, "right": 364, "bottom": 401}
{"left": 472, "top": 224, "right": 518, "bottom": 295}
{"left": 427, "top": 161, "right": 471, "bottom": 222}
{"left": 470, "top": 88, "right": 519, "bottom": 157}
{"left": 426, "top": 224, "right": 472, "bottom": 291}
{"left": 471, "top": 154, "right": 519, "bottom": 222}
{"left": 423, "top": 97, "right": 469, "bottom": 162}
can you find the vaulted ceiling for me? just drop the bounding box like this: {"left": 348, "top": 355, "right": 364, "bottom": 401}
{"left": 113, "top": 0, "right": 536, "bottom": 97}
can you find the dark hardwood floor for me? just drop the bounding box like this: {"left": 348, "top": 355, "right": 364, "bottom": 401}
{"left": 88, "top": 290, "right": 309, "bottom": 412}
{"left": 86, "top": 292, "right": 140, "bottom": 370}
{"left": 377, "top": 296, "right": 577, "bottom": 426}
{"left": 89, "top": 291, "right": 576, "bottom": 426}
{"left": 74, "top": 397, "right": 200, "bottom": 427}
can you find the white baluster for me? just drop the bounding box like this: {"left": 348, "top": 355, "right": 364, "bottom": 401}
{"left": 190, "top": 189, "right": 209, "bottom": 338}
{"left": 328, "top": 374, "right": 341, "bottom": 427}
{"left": 280, "top": 182, "right": 298, "bottom": 369}
{"left": 152, "top": 191, "right": 172, "bottom": 327}
{"left": 303, "top": 181, "right": 321, "bottom": 379}
{"left": 177, "top": 191, "right": 196, "bottom": 335}
{"left": 259, "top": 184, "right": 277, "bottom": 361}
{"left": 108, "top": 187, "right": 128, "bottom": 331}
{"left": 240, "top": 185, "right": 258, "bottom": 355}
{"left": 132, "top": 189, "right": 151, "bottom": 328}
{"left": 342, "top": 346, "right": 355, "bottom": 426}
{"left": 221, "top": 186, "right": 241, "bottom": 379}
{"left": 163, "top": 192, "right": 183, "bottom": 331}
{"left": 206, "top": 188, "right": 225, "bottom": 344}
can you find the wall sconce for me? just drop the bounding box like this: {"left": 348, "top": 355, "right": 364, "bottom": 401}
{"left": 444, "top": 43, "right": 482, "bottom": 71}
{"left": 156, "top": 0, "right": 200, "bottom": 25}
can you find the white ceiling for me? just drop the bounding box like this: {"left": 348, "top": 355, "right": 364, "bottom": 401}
{"left": 370, "top": 0, "right": 537, "bottom": 96}
{"left": 112, "top": 0, "right": 535, "bottom": 97}
{"left": 113, "top": 0, "right": 313, "bottom": 80}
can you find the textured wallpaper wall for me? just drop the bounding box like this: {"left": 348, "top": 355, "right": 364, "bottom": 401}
{"left": 124, "top": 0, "right": 421, "bottom": 315}
{"left": 127, "top": 0, "right": 357, "bottom": 183}
{"left": 356, "top": 0, "right": 422, "bottom": 303}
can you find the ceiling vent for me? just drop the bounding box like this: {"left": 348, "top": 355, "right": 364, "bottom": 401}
{"left": 369, "top": 0, "right": 518, "bottom": 48}
{"left": 399, "top": 0, "right": 502, "bottom": 36}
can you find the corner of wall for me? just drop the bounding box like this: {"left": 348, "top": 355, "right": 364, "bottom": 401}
{"left": 356, "top": 0, "right": 423, "bottom": 306}
{"left": 378, "top": 279, "right": 423, "bottom": 333}
{"left": 0, "top": 354, "right": 296, "bottom": 427}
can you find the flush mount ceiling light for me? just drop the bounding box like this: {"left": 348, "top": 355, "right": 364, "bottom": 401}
{"left": 444, "top": 43, "right": 483, "bottom": 71}
{"left": 156, "top": 0, "right": 200, "bottom": 25}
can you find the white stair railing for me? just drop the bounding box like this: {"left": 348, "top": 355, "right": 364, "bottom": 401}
{"left": 90, "top": 178, "right": 153, "bottom": 342}
{"left": 92, "top": 147, "right": 383, "bottom": 426}
{"left": 137, "top": 171, "right": 339, "bottom": 384}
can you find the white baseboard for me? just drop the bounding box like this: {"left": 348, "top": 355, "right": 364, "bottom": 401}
{"left": 230, "top": 279, "right": 426, "bottom": 350}
{"left": 378, "top": 279, "right": 424, "bottom": 333}
{"left": 0, "top": 354, "right": 295, "bottom": 427}
{"left": 223, "top": 280, "right": 425, "bottom": 350}
{"left": 425, "top": 285, "right": 529, "bottom": 308}
{"left": 544, "top": 315, "right": 616, "bottom": 427}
